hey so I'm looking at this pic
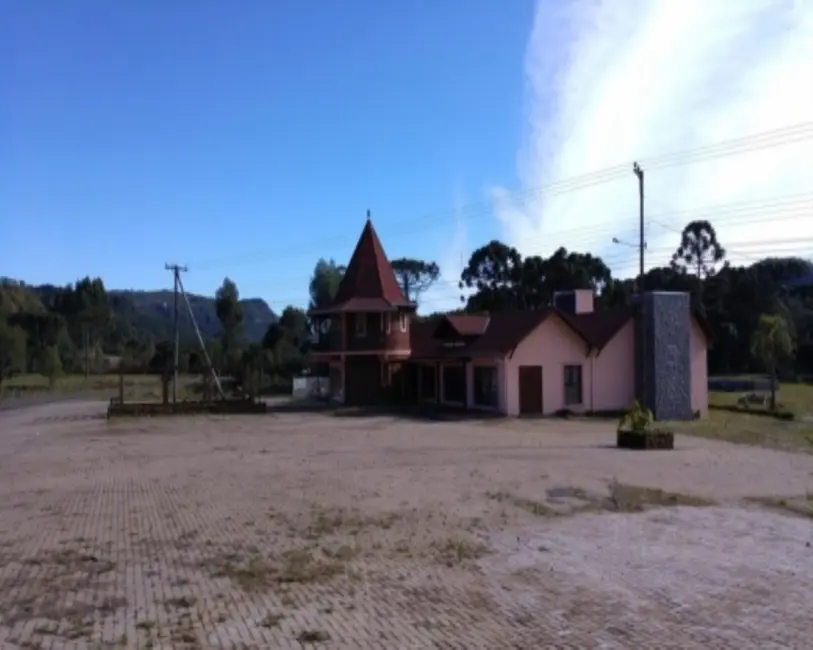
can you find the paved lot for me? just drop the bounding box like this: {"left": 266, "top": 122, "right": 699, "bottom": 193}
{"left": 0, "top": 402, "right": 812, "bottom": 649}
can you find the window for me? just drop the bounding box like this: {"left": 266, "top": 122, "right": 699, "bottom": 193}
{"left": 385, "top": 313, "right": 391, "bottom": 334}
{"left": 564, "top": 365, "right": 583, "bottom": 405}
{"left": 442, "top": 365, "right": 466, "bottom": 404}
{"left": 473, "top": 366, "right": 499, "bottom": 408}
{"left": 399, "top": 312, "right": 408, "bottom": 332}
{"left": 355, "top": 313, "right": 367, "bottom": 338}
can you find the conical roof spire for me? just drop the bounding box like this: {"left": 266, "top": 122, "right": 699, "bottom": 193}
{"left": 310, "top": 212, "right": 415, "bottom": 313}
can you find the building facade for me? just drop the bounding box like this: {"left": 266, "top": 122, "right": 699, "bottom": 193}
{"left": 309, "top": 217, "right": 710, "bottom": 419}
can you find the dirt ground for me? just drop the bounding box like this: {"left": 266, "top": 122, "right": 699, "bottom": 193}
{"left": 0, "top": 401, "right": 812, "bottom": 649}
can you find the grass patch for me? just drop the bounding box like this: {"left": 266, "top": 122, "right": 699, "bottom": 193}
{"left": 667, "top": 407, "right": 813, "bottom": 453}
{"left": 434, "top": 537, "right": 488, "bottom": 567}
{"left": 747, "top": 495, "right": 813, "bottom": 519}
{"left": 163, "top": 595, "right": 197, "bottom": 609}
{"left": 207, "top": 548, "right": 347, "bottom": 592}
{"left": 709, "top": 383, "right": 812, "bottom": 417}
{"left": 304, "top": 508, "right": 401, "bottom": 540}
{"left": 297, "top": 629, "right": 330, "bottom": 643}
{"left": 603, "top": 481, "right": 713, "bottom": 512}
{"left": 487, "top": 483, "right": 712, "bottom": 519}
{"left": 0, "top": 372, "right": 201, "bottom": 401}
{"left": 259, "top": 612, "right": 284, "bottom": 628}
{"left": 486, "top": 491, "right": 557, "bottom": 517}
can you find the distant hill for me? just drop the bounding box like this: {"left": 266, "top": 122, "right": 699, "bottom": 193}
{"left": 1, "top": 280, "right": 276, "bottom": 345}
{"left": 109, "top": 290, "right": 276, "bottom": 343}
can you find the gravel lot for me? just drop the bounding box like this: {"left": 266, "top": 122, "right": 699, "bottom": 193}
{"left": 0, "top": 401, "right": 811, "bottom": 649}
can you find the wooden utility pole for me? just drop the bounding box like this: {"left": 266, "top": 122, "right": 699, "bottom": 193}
{"left": 165, "top": 263, "right": 188, "bottom": 403}
{"left": 633, "top": 162, "right": 646, "bottom": 410}
{"left": 633, "top": 162, "right": 645, "bottom": 283}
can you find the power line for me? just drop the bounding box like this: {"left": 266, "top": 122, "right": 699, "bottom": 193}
{"left": 248, "top": 199, "right": 813, "bottom": 293}
{"left": 185, "top": 122, "right": 813, "bottom": 271}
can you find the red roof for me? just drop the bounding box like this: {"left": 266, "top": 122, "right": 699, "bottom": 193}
{"left": 410, "top": 303, "right": 711, "bottom": 359}
{"left": 410, "top": 307, "right": 634, "bottom": 359}
{"left": 311, "top": 217, "right": 415, "bottom": 314}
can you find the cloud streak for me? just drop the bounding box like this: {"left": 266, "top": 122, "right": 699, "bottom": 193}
{"left": 495, "top": 0, "right": 813, "bottom": 277}
{"left": 421, "top": 183, "right": 470, "bottom": 313}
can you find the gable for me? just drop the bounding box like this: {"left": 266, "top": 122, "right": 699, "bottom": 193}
{"left": 511, "top": 312, "right": 592, "bottom": 360}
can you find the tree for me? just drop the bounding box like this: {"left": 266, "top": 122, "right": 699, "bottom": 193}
{"left": 262, "top": 306, "right": 311, "bottom": 383}
{"left": 37, "top": 345, "right": 62, "bottom": 388}
{"left": 215, "top": 278, "right": 244, "bottom": 367}
{"left": 308, "top": 259, "right": 345, "bottom": 310}
{"left": 0, "top": 319, "right": 27, "bottom": 391}
{"left": 750, "top": 313, "right": 795, "bottom": 410}
{"left": 671, "top": 220, "right": 726, "bottom": 279}
{"left": 390, "top": 258, "right": 440, "bottom": 303}
{"left": 459, "top": 241, "right": 523, "bottom": 312}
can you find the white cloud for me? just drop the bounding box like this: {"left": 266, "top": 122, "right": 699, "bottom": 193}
{"left": 420, "top": 183, "right": 470, "bottom": 313}
{"left": 495, "top": 0, "right": 813, "bottom": 277}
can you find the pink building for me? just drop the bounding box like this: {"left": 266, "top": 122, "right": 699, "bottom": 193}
{"left": 310, "top": 217, "right": 711, "bottom": 419}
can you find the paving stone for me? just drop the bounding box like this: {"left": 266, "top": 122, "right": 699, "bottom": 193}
{"left": 0, "top": 402, "right": 811, "bottom": 648}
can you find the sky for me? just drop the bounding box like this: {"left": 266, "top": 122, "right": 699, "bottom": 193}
{"left": 3, "top": 0, "right": 813, "bottom": 315}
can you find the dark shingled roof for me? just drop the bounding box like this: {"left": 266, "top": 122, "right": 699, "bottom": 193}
{"left": 410, "top": 307, "right": 636, "bottom": 359}
{"left": 310, "top": 216, "right": 416, "bottom": 314}
{"left": 410, "top": 302, "right": 712, "bottom": 360}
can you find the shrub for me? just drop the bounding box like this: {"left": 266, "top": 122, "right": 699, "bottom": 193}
{"left": 617, "top": 400, "right": 653, "bottom": 433}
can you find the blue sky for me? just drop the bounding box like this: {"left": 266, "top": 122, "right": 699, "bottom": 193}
{"left": 3, "top": 1, "right": 813, "bottom": 314}
{"left": 1, "top": 1, "right": 532, "bottom": 312}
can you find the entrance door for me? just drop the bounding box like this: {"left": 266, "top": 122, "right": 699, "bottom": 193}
{"left": 518, "top": 365, "right": 543, "bottom": 415}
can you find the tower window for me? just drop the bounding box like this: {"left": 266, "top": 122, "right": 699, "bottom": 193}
{"left": 355, "top": 314, "right": 367, "bottom": 338}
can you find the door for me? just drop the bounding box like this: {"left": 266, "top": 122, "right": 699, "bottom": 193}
{"left": 518, "top": 365, "right": 543, "bottom": 415}
{"left": 344, "top": 356, "right": 382, "bottom": 406}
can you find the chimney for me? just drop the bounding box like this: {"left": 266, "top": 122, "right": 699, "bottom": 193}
{"left": 553, "top": 289, "right": 594, "bottom": 314}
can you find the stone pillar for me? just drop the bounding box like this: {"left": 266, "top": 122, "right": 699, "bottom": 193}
{"left": 635, "top": 291, "right": 693, "bottom": 420}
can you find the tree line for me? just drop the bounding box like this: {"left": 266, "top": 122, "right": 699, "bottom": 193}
{"left": 2, "top": 218, "right": 811, "bottom": 392}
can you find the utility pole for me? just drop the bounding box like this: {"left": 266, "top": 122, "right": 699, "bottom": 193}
{"left": 165, "top": 263, "right": 188, "bottom": 403}
{"left": 633, "top": 162, "right": 645, "bottom": 284}
{"left": 633, "top": 162, "right": 646, "bottom": 410}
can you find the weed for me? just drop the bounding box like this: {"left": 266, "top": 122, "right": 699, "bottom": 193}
{"left": 604, "top": 481, "right": 713, "bottom": 512}
{"left": 435, "top": 537, "right": 488, "bottom": 567}
{"left": 486, "top": 491, "right": 556, "bottom": 517}
{"left": 297, "top": 629, "right": 330, "bottom": 643}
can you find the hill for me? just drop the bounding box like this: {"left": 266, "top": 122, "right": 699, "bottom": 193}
{"left": 108, "top": 290, "right": 276, "bottom": 343}
{"left": 0, "top": 280, "right": 277, "bottom": 345}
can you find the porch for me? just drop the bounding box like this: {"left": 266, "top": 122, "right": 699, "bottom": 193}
{"left": 393, "top": 359, "right": 505, "bottom": 414}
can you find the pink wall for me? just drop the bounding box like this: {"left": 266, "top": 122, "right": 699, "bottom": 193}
{"left": 690, "top": 319, "right": 709, "bottom": 416}
{"left": 504, "top": 315, "right": 595, "bottom": 416}
{"left": 591, "top": 319, "right": 636, "bottom": 412}
{"left": 421, "top": 313, "right": 707, "bottom": 418}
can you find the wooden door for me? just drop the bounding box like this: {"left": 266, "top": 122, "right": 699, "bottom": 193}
{"left": 518, "top": 365, "right": 543, "bottom": 415}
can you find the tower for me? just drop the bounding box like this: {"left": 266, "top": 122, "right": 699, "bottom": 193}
{"left": 309, "top": 212, "right": 416, "bottom": 405}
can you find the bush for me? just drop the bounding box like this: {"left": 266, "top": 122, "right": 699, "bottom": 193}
{"left": 617, "top": 400, "right": 674, "bottom": 450}
{"left": 617, "top": 400, "right": 653, "bottom": 433}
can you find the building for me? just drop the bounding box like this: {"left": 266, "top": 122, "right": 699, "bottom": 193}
{"left": 309, "top": 216, "right": 710, "bottom": 419}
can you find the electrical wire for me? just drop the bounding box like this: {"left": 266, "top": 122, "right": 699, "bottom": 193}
{"left": 185, "top": 122, "right": 813, "bottom": 271}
